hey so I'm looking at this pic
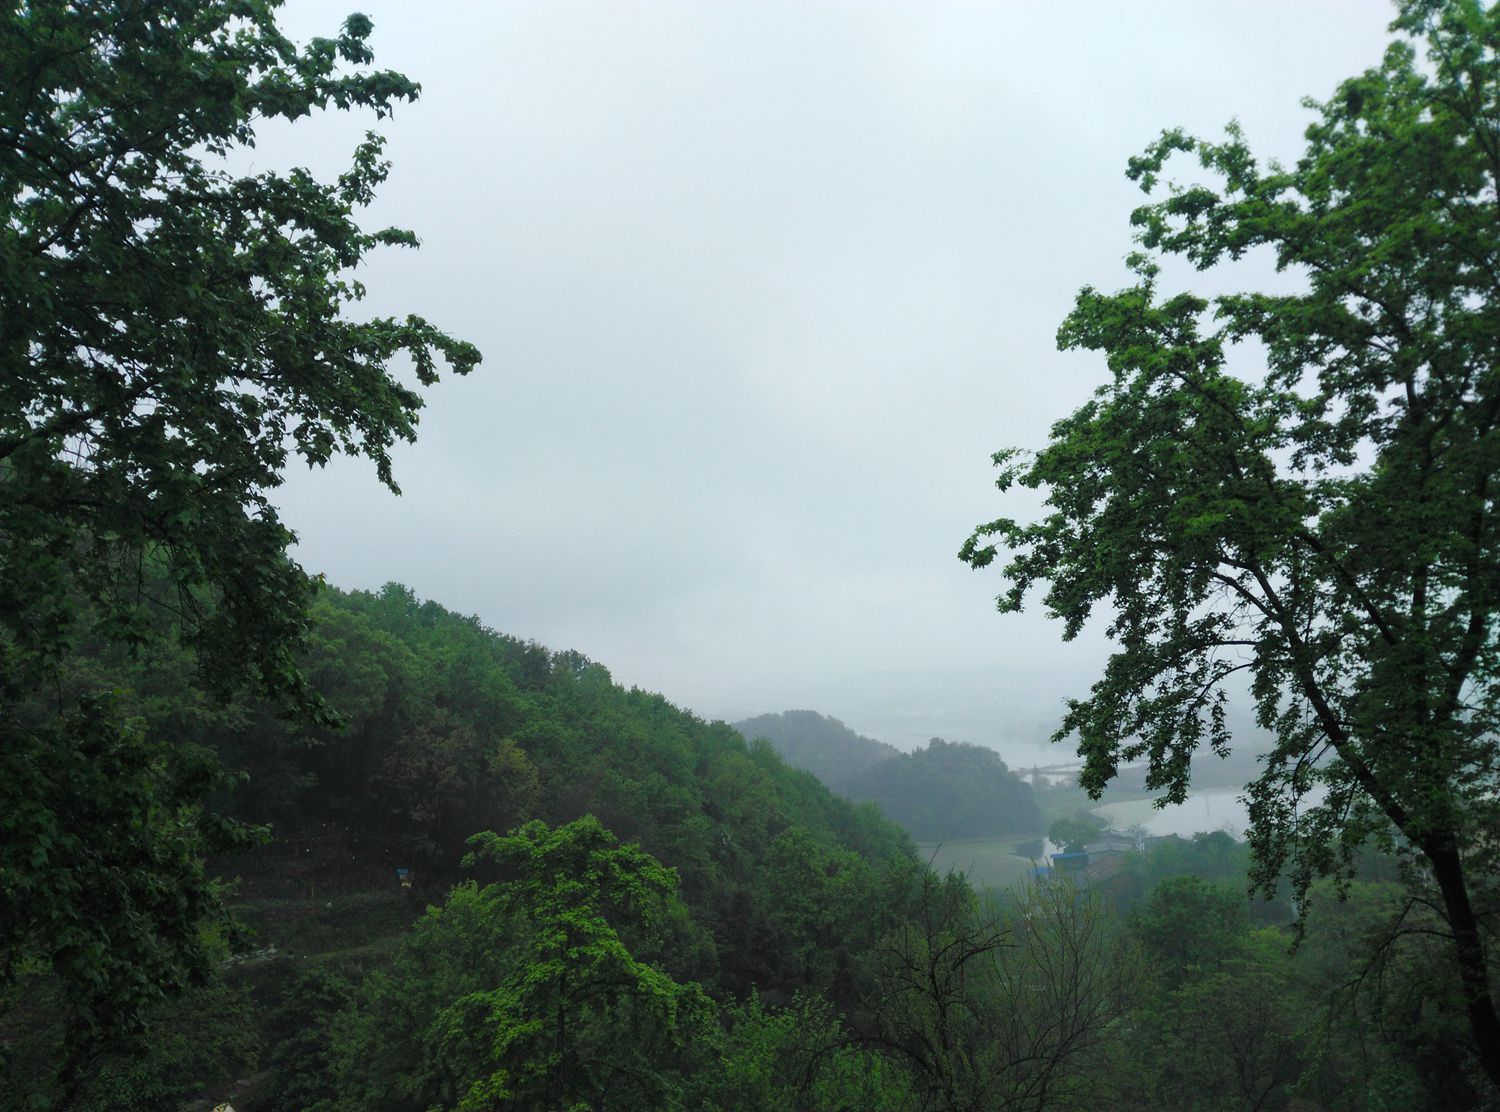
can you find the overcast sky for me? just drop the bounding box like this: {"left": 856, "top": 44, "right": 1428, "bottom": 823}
{"left": 263, "top": 0, "right": 1395, "bottom": 760}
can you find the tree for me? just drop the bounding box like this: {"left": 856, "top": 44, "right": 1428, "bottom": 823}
{"left": 0, "top": 0, "right": 477, "bottom": 1085}
{"left": 1135, "top": 933, "right": 1307, "bottom": 1112}
{"left": 868, "top": 871, "right": 1123, "bottom": 1111}
{"left": 707, "top": 993, "right": 914, "bottom": 1112}
{"left": 1131, "top": 876, "right": 1249, "bottom": 979}
{"left": 962, "top": 0, "right": 1500, "bottom": 1088}
{"left": 1293, "top": 879, "right": 1472, "bottom": 1108}
{"left": 452, "top": 818, "right": 716, "bottom": 1111}
{"left": 1048, "top": 816, "right": 1102, "bottom": 855}
{"left": 325, "top": 818, "right": 716, "bottom": 1111}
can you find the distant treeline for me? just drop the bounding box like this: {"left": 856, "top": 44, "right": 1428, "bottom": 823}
{"left": 734, "top": 710, "right": 1043, "bottom": 838}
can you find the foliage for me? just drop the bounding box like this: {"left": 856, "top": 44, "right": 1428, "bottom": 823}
{"left": 1130, "top": 876, "right": 1250, "bottom": 977}
{"left": 262, "top": 966, "right": 357, "bottom": 1112}
{"left": 963, "top": 0, "right": 1500, "bottom": 1086}
{"left": 1048, "top": 816, "right": 1103, "bottom": 854}
{"left": 1124, "top": 932, "right": 1306, "bottom": 1112}
{"left": 706, "top": 993, "right": 915, "bottom": 1112}
{"left": 7, "top": 572, "right": 926, "bottom": 1102}
{"left": 0, "top": 691, "right": 238, "bottom": 1085}
{"left": 451, "top": 818, "right": 716, "bottom": 1110}
{"left": 1294, "top": 879, "right": 1488, "bottom": 1109}
{"left": 1097, "top": 831, "right": 1295, "bottom": 924}
{"left": 847, "top": 737, "right": 1043, "bottom": 840}
{"left": 16, "top": 589, "right": 1483, "bottom": 1107}
{"left": 0, "top": 0, "right": 476, "bottom": 1086}
{"left": 752, "top": 826, "right": 902, "bottom": 1008}
{"left": 210, "top": 583, "right": 916, "bottom": 995}
{"left": 324, "top": 818, "right": 717, "bottom": 1111}
{"left": 70, "top": 980, "right": 260, "bottom": 1112}
{"left": 2, "top": 950, "right": 260, "bottom": 1112}
{"left": 868, "top": 872, "right": 1123, "bottom": 1111}
{"left": 735, "top": 716, "right": 1044, "bottom": 842}
{"left": 734, "top": 709, "right": 902, "bottom": 795}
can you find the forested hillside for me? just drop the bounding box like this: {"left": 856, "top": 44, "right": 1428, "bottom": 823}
{"left": 7, "top": 1, "right": 1500, "bottom": 1108}
{"left": 2, "top": 573, "right": 1476, "bottom": 1108}
{"left": 5, "top": 583, "right": 923, "bottom": 1105}
{"left": 4, "top": 582, "right": 1488, "bottom": 1109}
{"left": 738, "top": 712, "right": 1043, "bottom": 839}
{"left": 845, "top": 738, "right": 1042, "bottom": 840}
{"left": 223, "top": 583, "right": 917, "bottom": 1002}
{"left": 733, "top": 709, "right": 900, "bottom": 794}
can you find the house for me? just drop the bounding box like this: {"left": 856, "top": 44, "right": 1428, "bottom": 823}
{"left": 1050, "top": 851, "right": 1089, "bottom": 875}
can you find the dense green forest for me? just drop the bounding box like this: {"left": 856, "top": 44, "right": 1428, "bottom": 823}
{"left": 735, "top": 711, "right": 1041, "bottom": 839}
{"left": 4, "top": 0, "right": 1499, "bottom": 1108}
{"left": 2, "top": 584, "right": 1490, "bottom": 1109}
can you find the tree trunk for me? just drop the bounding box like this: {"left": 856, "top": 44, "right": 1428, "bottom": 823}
{"left": 1427, "top": 840, "right": 1500, "bottom": 1091}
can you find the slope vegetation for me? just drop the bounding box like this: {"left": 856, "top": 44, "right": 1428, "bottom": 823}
{"left": 737, "top": 711, "right": 1043, "bottom": 839}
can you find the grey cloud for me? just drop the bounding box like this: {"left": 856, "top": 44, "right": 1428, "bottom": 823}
{"left": 267, "top": 0, "right": 1393, "bottom": 761}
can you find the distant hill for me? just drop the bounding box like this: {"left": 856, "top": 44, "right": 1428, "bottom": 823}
{"left": 733, "top": 709, "right": 900, "bottom": 795}
{"left": 734, "top": 712, "right": 1042, "bottom": 840}
{"left": 847, "top": 738, "right": 1043, "bottom": 840}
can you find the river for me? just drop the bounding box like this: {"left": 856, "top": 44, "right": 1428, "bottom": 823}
{"left": 1089, "top": 789, "right": 1254, "bottom": 839}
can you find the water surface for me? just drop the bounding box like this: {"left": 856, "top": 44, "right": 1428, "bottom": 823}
{"left": 1090, "top": 789, "right": 1253, "bottom": 839}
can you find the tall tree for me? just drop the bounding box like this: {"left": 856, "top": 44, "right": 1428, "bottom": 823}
{"left": 963, "top": 0, "right": 1500, "bottom": 1088}
{"left": 0, "top": 0, "right": 477, "bottom": 1085}
{"left": 325, "top": 818, "right": 716, "bottom": 1112}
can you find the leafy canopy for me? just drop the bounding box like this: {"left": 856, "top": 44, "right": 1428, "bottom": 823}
{"left": 0, "top": 0, "right": 476, "bottom": 1081}
{"left": 324, "top": 818, "right": 716, "bottom": 1112}
{"left": 1, "top": 0, "right": 479, "bottom": 697}
{"left": 963, "top": 0, "right": 1500, "bottom": 1089}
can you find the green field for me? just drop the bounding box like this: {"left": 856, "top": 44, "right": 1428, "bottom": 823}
{"left": 914, "top": 836, "right": 1041, "bottom": 892}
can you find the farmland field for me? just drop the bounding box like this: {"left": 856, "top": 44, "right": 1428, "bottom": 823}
{"left": 914, "top": 836, "right": 1040, "bottom": 892}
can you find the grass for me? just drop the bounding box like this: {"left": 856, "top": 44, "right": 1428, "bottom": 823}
{"left": 914, "top": 835, "right": 1043, "bottom": 892}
